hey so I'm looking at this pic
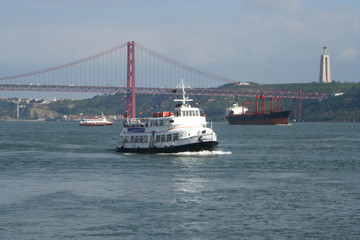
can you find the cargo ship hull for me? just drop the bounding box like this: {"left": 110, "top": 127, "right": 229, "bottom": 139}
{"left": 226, "top": 110, "right": 292, "bottom": 125}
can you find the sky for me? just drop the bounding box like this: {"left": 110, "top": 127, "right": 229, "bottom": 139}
{"left": 0, "top": 0, "right": 359, "bottom": 99}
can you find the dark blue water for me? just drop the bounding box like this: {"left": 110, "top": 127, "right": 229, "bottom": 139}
{"left": 1, "top": 121, "right": 359, "bottom": 239}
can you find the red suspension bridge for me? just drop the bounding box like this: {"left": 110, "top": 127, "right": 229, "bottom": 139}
{"left": 0, "top": 41, "right": 330, "bottom": 119}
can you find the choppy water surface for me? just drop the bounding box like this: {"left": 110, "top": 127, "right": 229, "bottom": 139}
{"left": 1, "top": 121, "right": 359, "bottom": 239}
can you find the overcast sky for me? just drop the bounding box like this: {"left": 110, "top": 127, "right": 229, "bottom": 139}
{"left": 1, "top": 0, "right": 359, "bottom": 98}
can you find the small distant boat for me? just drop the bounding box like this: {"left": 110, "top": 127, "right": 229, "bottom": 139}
{"left": 79, "top": 115, "right": 113, "bottom": 126}
{"left": 226, "top": 95, "right": 292, "bottom": 125}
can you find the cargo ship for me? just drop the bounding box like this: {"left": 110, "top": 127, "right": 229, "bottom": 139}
{"left": 226, "top": 95, "right": 292, "bottom": 125}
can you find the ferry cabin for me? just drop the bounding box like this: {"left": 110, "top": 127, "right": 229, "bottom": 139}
{"left": 118, "top": 104, "right": 216, "bottom": 151}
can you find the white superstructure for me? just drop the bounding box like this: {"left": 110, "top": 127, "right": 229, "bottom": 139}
{"left": 79, "top": 115, "right": 113, "bottom": 126}
{"left": 116, "top": 80, "right": 218, "bottom": 153}
{"left": 225, "top": 103, "right": 248, "bottom": 116}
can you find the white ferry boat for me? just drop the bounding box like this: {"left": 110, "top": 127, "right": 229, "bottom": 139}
{"left": 79, "top": 115, "right": 113, "bottom": 126}
{"left": 116, "top": 81, "right": 218, "bottom": 153}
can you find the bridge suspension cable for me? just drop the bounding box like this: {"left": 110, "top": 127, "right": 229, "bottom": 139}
{"left": 0, "top": 40, "right": 330, "bottom": 111}
{"left": 1, "top": 41, "right": 237, "bottom": 90}
{"left": 135, "top": 43, "right": 236, "bottom": 85}
{"left": 0, "top": 43, "right": 128, "bottom": 81}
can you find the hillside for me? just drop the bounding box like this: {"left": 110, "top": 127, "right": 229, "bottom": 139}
{"left": 221, "top": 81, "right": 358, "bottom": 93}
{"left": 47, "top": 82, "right": 360, "bottom": 122}
{"left": 1, "top": 82, "right": 359, "bottom": 122}
{"left": 301, "top": 86, "right": 360, "bottom": 122}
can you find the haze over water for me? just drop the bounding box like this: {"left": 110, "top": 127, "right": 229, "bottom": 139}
{"left": 1, "top": 121, "right": 359, "bottom": 239}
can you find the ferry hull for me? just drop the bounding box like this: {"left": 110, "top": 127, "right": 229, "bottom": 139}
{"left": 226, "top": 111, "right": 292, "bottom": 125}
{"left": 116, "top": 141, "right": 218, "bottom": 154}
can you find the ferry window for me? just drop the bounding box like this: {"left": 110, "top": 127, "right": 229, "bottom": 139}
{"left": 167, "top": 134, "right": 172, "bottom": 142}
{"left": 139, "top": 136, "right": 143, "bottom": 143}
{"left": 173, "top": 133, "right": 179, "bottom": 140}
{"left": 156, "top": 135, "right": 160, "bottom": 142}
{"left": 161, "top": 135, "right": 165, "bottom": 142}
{"left": 164, "top": 119, "right": 169, "bottom": 126}
{"left": 125, "top": 136, "right": 129, "bottom": 143}
{"left": 135, "top": 136, "right": 139, "bottom": 143}
{"left": 130, "top": 136, "right": 134, "bottom": 143}
{"left": 160, "top": 120, "right": 164, "bottom": 126}
{"left": 144, "top": 136, "right": 148, "bottom": 142}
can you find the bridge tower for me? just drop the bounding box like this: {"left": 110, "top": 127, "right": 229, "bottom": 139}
{"left": 127, "top": 41, "right": 136, "bottom": 118}
{"left": 319, "top": 46, "right": 331, "bottom": 83}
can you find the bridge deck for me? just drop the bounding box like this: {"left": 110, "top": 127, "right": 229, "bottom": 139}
{"left": 0, "top": 84, "right": 330, "bottom": 100}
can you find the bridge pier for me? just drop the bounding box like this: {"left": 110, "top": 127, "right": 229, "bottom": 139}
{"left": 127, "top": 41, "right": 136, "bottom": 118}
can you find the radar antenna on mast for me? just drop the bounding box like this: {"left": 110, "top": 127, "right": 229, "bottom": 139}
{"left": 174, "top": 79, "right": 192, "bottom": 105}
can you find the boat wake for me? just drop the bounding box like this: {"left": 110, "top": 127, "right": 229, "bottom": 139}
{"left": 159, "top": 150, "right": 232, "bottom": 157}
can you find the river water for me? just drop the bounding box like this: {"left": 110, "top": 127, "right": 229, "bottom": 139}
{"left": 0, "top": 121, "right": 359, "bottom": 239}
